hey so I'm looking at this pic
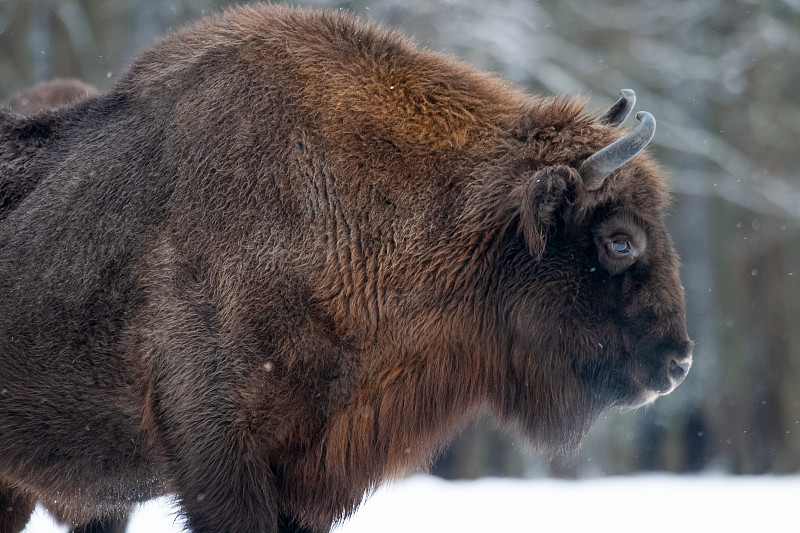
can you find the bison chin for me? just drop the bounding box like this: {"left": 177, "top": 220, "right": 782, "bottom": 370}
{"left": 504, "top": 334, "right": 692, "bottom": 459}
{"left": 627, "top": 338, "right": 693, "bottom": 408}
{"left": 581, "top": 336, "right": 694, "bottom": 414}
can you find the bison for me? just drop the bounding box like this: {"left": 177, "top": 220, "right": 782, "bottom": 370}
{"left": 0, "top": 5, "right": 692, "bottom": 533}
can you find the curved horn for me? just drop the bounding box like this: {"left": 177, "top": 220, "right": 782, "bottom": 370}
{"left": 598, "top": 89, "right": 635, "bottom": 126}
{"left": 578, "top": 111, "right": 656, "bottom": 190}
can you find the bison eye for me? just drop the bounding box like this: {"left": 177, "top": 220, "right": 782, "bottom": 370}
{"left": 598, "top": 235, "right": 639, "bottom": 274}
{"left": 593, "top": 215, "right": 647, "bottom": 275}
{"left": 610, "top": 240, "right": 632, "bottom": 255}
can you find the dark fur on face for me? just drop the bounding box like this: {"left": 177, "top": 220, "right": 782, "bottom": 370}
{"left": 0, "top": 5, "right": 690, "bottom": 532}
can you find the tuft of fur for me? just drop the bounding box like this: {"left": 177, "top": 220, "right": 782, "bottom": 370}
{"left": 0, "top": 5, "right": 688, "bottom": 533}
{"left": 3, "top": 78, "right": 99, "bottom": 115}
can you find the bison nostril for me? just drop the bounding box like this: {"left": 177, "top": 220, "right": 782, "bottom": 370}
{"left": 668, "top": 358, "right": 691, "bottom": 382}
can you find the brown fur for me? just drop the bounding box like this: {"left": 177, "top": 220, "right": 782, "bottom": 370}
{"left": 0, "top": 79, "right": 100, "bottom": 224}
{"left": 0, "top": 78, "right": 123, "bottom": 533}
{"left": 0, "top": 6, "right": 690, "bottom": 533}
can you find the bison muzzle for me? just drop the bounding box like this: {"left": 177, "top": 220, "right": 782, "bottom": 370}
{"left": 0, "top": 5, "right": 692, "bottom": 533}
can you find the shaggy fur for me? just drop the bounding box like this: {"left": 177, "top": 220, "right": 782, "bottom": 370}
{"left": 1, "top": 81, "right": 127, "bottom": 533}
{"left": 0, "top": 79, "right": 100, "bottom": 225}
{"left": 0, "top": 5, "right": 690, "bottom": 533}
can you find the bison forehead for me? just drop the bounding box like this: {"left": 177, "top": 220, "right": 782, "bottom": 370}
{"left": 590, "top": 156, "right": 672, "bottom": 225}
{"left": 502, "top": 104, "right": 670, "bottom": 219}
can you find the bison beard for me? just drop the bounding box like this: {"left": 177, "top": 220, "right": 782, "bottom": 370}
{"left": 0, "top": 5, "right": 692, "bottom": 533}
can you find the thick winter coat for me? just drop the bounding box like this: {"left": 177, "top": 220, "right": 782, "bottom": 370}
{"left": 0, "top": 5, "right": 691, "bottom": 533}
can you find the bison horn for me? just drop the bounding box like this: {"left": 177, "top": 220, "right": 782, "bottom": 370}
{"left": 598, "top": 89, "right": 635, "bottom": 126}
{"left": 578, "top": 111, "right": 656, "bottom": 190}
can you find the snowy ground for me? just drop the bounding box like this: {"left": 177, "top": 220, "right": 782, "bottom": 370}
{"left": 23, "top": 474, "right": 800, "bottom": 533}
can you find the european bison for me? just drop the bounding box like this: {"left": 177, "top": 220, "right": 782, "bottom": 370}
{"left": 0, "top": 5, "right": 692, "bottom": 533}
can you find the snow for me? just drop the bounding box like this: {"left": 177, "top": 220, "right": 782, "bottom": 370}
{"left": 23, "top": 474, "right": 800, "bottom": 533}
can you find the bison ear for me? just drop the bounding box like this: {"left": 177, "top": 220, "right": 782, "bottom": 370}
{"left": 518, "top": 165, "right": 581, "bottom": 260}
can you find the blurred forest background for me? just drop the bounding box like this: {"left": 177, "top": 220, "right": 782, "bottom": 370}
{"left": 1, "top": 0, "right": 799, "bottom": 479}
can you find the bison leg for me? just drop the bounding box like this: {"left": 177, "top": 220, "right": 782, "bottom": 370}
{"left": 0, "top": 480, "right": 36, "bottom": 533}
{"left": 142, "top": 262, "right": 309, "bottom": 532}
{"left": 147, "top": 341, "right": 281, "bottom": 530}
{"left": 278, "top": 513, "right": 317, "bottom": 533}
{"left": 44, "top": 501, "right": 131, "bottom": 533}
{"left": 69, "top": 515, "right": 129, "bottom": 533}
{"left": 162, "top": 426, "right": 280, "bottom": 532}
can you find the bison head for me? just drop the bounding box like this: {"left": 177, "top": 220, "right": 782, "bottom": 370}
{"left": 493, "top": 90, "right": 692, "bottom": 453}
